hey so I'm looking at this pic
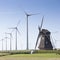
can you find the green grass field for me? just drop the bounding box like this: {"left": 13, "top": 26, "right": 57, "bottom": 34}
{"left": 0, "top": 53, "right": 60, "bottom": 60}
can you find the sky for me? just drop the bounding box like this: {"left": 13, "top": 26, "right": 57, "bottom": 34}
{"left": 0, "top": 0, "right": 60, "bottom": 50}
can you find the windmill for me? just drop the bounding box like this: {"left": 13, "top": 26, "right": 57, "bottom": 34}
{"left": 9, "top": 20, "right": 20, "bottom": 50}
{"left": 35, "top": 16, "right": 53, "bottom": 50}
{"left": 25, "top": 11, "right": 40, "bottom": 50}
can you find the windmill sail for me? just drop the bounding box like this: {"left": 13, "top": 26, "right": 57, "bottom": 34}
{"left": 35, "top": 32, "right": 41, "bottom": 49}
{"left": 35, "top": 16, "right": 53, "bottom": 50}
{"left": 35, "top": 16, "right": 44, "bottom": 49}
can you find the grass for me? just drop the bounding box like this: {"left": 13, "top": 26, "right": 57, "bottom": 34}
{"left": 9, "top": 53, "right": 60, "bottom": 58}
{"left": 0, "top": 50, "right": 60, "bottom": 60}
{"left": 0, "top": 53, "right": 60, "bottom": 60}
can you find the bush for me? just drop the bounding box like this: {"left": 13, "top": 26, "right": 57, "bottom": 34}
{"left": 33, "top": 50, "right": 59, "bottom": 54}
{"left": 0, "top": 50, "right": 60, "bottom": 55}
{"left": 9, "top": 50, "right": 31, "bottom": 55}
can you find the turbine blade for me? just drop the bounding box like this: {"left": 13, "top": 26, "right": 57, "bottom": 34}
{"left": 29, "top": 13, "right": 40, "bottom": 16}
{"left": 24, "top": 11, "right": 30, "bottom": 16}
{"left": 24, "top": 11, "right": 27, "bottom": 15}
{"left": 5, "top": 37, "right": 10, "bottom": 39}
{"left": 10, "top": 29, "right": 14, "bottom": 33}
{"left": 8, "top": 27, "right": 16, "bottom": 29}
{"left": 17, "top": 28, "right": 20, "bottom": 35}
{"left": 24, "top": 11, "right": 40, "bottom": 16}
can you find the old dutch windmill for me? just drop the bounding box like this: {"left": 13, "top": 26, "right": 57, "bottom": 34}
{"left": 35, "top": 16, "right": 53, "bottom": 50}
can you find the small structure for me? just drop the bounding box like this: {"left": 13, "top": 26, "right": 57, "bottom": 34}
{"left": 30, "top": 50, "right": 34, "bottom": 54}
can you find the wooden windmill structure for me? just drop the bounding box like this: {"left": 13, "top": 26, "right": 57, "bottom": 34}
{"left": 35, "top": 16, "right": 53, "bottom": 50}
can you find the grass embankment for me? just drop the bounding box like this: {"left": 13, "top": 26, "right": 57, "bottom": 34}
{"left": 0, "top": 50, "right": 60, "bottom": 57}
{"left": 0, "top": 53, "right": 60, "bottom": 60}
{"left": 0, "top": 50, "right": 59, "bottom": 53}
{"left": 0, "top": 50, "right": 60, "bottom": 60}
{"left": 9, "top": 53, "right": 60, "bottom": 58}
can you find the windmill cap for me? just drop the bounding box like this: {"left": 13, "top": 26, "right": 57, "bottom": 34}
{"left": 41, "top": 29, "right": 51, "bottom": 34}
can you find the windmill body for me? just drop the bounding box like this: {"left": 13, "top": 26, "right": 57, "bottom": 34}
{"left": 38, "top": 29, "right": 53, "bottom": 50}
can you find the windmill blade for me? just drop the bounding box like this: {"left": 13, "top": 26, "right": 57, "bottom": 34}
{"left": 38, "top": 16, "right": 44, "bottom": 34}
{"left": 35, "top": 33, "right": 41, "bottom": 49}
{"left": 40, "top": 16, "right": 44, "bottom": 31}
{"left": 16, "top": 20, "right": 20, "bottom": 27}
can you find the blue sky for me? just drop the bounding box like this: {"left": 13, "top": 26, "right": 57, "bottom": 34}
{"left": 0, "top": 0, "right": 60, "bottom": 50}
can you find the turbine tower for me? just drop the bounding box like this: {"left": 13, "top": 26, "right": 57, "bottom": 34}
{"left": 0, "top": 39, "right": 4, "bottom": 51}
{"left": 25, "top": 11, "right": 40, "bottom": 50}
{"left": 5, "top": 36, "right": 9, "bottom": 51}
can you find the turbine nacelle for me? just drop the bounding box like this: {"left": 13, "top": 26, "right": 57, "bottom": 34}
{"left": 24, "top": 11, "right": 40, "bottom": 17}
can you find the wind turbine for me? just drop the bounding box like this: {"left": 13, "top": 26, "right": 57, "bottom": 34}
{"left": 4, "top": 36, "right": 9, "bottom": 51}
{"left": 25, "top": 11, "right": 40, "bottom": 50}
{"left": 0, "top": 39, "right": 4, "bottom": 51}
{"left": 5, "top": 32, "right": 10, "bottom": 51}
{"left": 5, "top": 33, "right": 12, "bottom": 50}
{"left": 2, "top": 39, "right": 4, "bottom": 51}
{"left": 9, "top": 20, "right": 20, "bottom": 50}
